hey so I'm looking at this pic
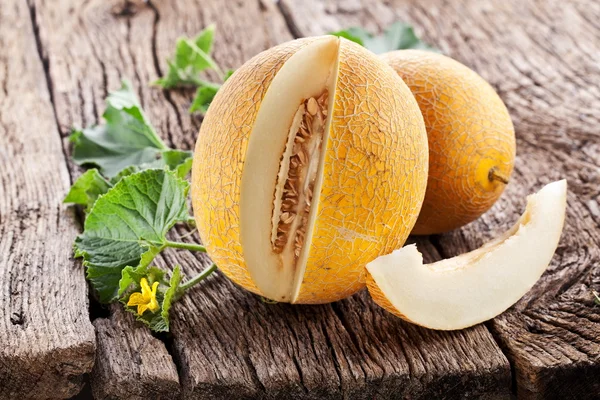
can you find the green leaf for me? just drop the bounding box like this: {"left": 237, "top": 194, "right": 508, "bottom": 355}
{"left": 189, "top": 70, "right": 234, "bottom": 114}
{"left": 194, "top": 24, "right": 215, "bottom": 54}
{"left": 329, "top": 22, "right": 437, "bottom": 54}
{"left": 109, "top": 149, "right": 193, "bottom": 184}
{"left": 329, "top": 28, "right": 366, "bottom": 46}
{"left": 154, "top": 265, "right": 182, "bottom": 332}
{"left": 385, "top": 23, "right": 434, "bottom": 50}
{"left": 104, "top": 80, "right": 156, "bottom": 132}
{"left": 160, "top": 150, "right": 194, "bottom": 178}
{"left": 154, "top": 36, "right": 221, "bottom": 89}
{"left": 593, "top": 290, "right": 600, "bottom": 305}
{"left": 74, "top": 169, "right": 190, "bottom": 302}
{"left": 189, "top": 81, "right": 221, "bottom": 114}
{"left": 63, "top": 169, "right": 112, "bottom": 212}
{"left": 70, "top": 80, "right": 169, "bottom": 177}
{"left": 121, "top": 265, "right": 182, "bottom": 332}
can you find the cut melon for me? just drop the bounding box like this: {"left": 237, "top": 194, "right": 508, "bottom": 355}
{"left": 366, "top": 180, "right": 567, "bottom": 330}
{"left": 192, "top": 36, "right": 429, "bottom": 303}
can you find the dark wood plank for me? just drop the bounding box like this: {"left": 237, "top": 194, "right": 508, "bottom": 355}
{"left": 31, "top": 0, "right": 510, "bottom": 398}
{"left": 0, "top": 1, "right": 95, "bottom": 398}
{"left": 91, "top": 306, "right": 180, "bottom": 400}
{"left": 279, "top": 0, "right": 600, "bottom": 398}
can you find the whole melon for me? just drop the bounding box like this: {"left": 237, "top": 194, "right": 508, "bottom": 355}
{"left": 382, "top": 50, "right": 516, "bottom": 235}
{"left": 192, "top": 36, "right": 428, "bottom": 303}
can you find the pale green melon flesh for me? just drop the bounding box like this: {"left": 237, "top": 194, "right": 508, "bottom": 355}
{"left": 367, "top": 180, "right": 567, "bottom": 330}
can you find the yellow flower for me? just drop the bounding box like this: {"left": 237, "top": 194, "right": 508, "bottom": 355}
{"left": 127, "top": 278, "right": 160, "bottom": 315}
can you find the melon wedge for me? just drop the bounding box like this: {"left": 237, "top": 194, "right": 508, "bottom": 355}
{"left": 366, "top": 180, "right": 567, "bottom": 330}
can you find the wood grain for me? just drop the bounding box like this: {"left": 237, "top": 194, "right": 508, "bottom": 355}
{"left": 91, "top": 306, "right": 180, "bottom": 400}
{"left": 279, "top": 0, "right": 600, "bottom": 398}
{"left": 0, "top": 1, "right": 95, "bottom": 398}
{"left": 9, "top": 0, "right": 596, "bottom": 398}
{"left": 29, "top": 0, "right": 511, "bottom": 398}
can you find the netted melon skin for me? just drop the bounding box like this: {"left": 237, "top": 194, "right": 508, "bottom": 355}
{"left": 382, "top": 50, "right": 516, "bottom": 235}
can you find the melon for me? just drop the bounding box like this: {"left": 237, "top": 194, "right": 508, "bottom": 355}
{"left": 382, "top": 50, "right": 516, "bottom": 235}
{"left": 192, "top": 36, "right": 429, "bottom": 303}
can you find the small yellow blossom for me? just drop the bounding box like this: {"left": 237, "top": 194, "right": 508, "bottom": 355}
{"left": 127, "top": 278, "right": 160, "bottom": 315}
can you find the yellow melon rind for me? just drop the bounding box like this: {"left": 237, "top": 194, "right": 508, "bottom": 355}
{"left": 193, "top": 38, "right": 429, "bottom": 304}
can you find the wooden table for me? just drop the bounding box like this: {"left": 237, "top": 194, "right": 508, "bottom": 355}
{"left": 1, "top": 0, "right": 598, "bottom": 398}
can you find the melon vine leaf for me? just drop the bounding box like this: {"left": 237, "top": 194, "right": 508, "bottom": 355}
{"left": 194, "top": 23, "right": 215, "bottom": 54}
{"left": 159, "top": 149, "right": 194, "bottom": 177}
{"left": 330, "top": 22, "right": 437, "bottom": 54}
{"left": 156, "top": 265, "right": 182, "bottom": 332}
{"left": 154, "top": 25, "right": 222, "bottom": 89}
{"left": 64, "top": 151, "right": 193, "bottom": 216}
{"left": 70, "top": 79, "right": 172, "bottom": 178}
{"left": 109, "top": 149, "right": 193, "bottom": 184}
{"left": 74, "top": 169, "right": 190, "bottom": 302}
{"left": 189, "top": 69, "right": 234, "bottom": 114}
{"left": 63, "top": 169, "right": 112, "bottom": 212}
{"left": 329, "top": 27, "right": 369, "bottom": 46}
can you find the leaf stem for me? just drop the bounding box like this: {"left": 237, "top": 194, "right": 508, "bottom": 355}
{"left": 212, "top": 63, "right": 225, "bottom": 81}
{"left": 177, "top": 228, "right": 197, "bottom": 240}
{"left": 165, "top": 240, "right": 206, "bottom": 252}
{"left": 179, "top": 263, "right": 218, "bottom": 292}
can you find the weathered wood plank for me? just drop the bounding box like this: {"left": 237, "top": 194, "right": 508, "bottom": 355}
{"left": 279, "top": 0, "right": 600, "bottom": 398}
{"left": 0, "top": 1, "right": 95, "bottom": 398}
{"left": 26, "top": 1, "right": 191, "bottom": 397}
{"left": 91, "top": 306, "right": 180, "bottom": 400}
{"left": 30, "top": 0, "right": 512, "bottom": 398}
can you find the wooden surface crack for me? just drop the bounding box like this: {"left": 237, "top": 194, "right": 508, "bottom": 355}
{"left": 25, "top": 0, "right": 71, "bottom": 184}
{"left": 275, "top": 0, "right": 303, "bottom": 39}
{"left": 329, "top": 302, "right": 371, "bottom": 382}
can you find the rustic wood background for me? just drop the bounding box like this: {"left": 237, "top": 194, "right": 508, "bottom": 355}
{"left": 1, "top": 0, "right": 599, "bottom": 399}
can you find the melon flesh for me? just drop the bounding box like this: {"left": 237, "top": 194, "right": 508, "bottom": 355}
{"left": 239, "top": 36, "right": 338, "bottom": 302}
{"left": 366, "top": 180, "right": 567, "bottom": 330}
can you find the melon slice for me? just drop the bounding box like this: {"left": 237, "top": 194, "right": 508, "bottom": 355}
{"left": 239, "top": 37, "right": 339, "bottom": 302}
{"left": 366, "top": 180, "right": 567, "bottom": 330}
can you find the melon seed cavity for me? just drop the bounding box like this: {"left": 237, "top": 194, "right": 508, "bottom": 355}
{"left": 272, "top": 92, "right": 329, "bottom": 261}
